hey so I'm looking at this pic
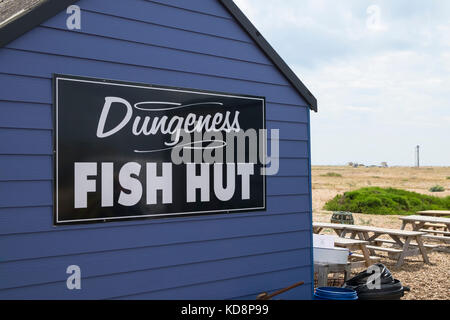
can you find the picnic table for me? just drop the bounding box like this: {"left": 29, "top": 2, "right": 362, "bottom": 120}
{"left": 399, "top": 215, "right": 450, "bottom": 243}
{"left": 313, "top": 222, "right": 429, "bottom": 267}
{"left": 417, "top": 210, "right": 450, "bottom": 217}
{"left": 400, "top": 215, "right": 450, "bottom": 231}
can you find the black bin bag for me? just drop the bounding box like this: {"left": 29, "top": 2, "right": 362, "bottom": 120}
{"left": 342, "top": 263, "right": 410, "bottom": 300}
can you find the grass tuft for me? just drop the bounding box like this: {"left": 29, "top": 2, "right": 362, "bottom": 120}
{"left": 321, "top": 172, "right": 342, "bottom": 177}
{"left": 429, "top": 185, "right": 445, "bottom": 192}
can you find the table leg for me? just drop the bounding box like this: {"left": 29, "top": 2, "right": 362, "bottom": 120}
{"left": 390, "top": 235, "right": 405, "bottom": 248}
{"left": 414, "top": 222, "right": 425, "bottom": 231}
{"left": 400, "top": 221, "right": 407, "bottom": 230}
{"left": 363, "top": 232, "right": 378, "bottom": 256}
{"left": 344, "top": 264, "right": 351, "bottom": 281}
{"left": 396, "top": 237, "right": 412, "bottom": 267}
{"left": 359, "top": 243, "right": 372, "bottom": 267}
{"left": 316, "top": 265, "right": 329, "bottom": 287}
{"left": 415, "top": 235, "right": 430, "bottom": 264}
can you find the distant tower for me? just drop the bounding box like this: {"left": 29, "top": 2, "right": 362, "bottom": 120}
{"left": 415, "top": 145, "right": 420, "bottom": 168}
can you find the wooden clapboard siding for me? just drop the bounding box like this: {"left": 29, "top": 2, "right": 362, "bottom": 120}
{"left": 115, "top": 266, "right": 312, "bottom": 300}
{"left": 42, "top": 12, "right": 271, "bottom": 65}
{"left": 0, "top": 66, "right": 304, "bottom": 107}
{"left": 0, "top": 0, "right": 313, "bottom": 299}
{"left": 0, "top": 232, "right": 310, "bottom": 290}
{"left": 0, "top": 195, "right": 310, "bottom": 235}
{"left": 0, "top": 252, "right": 311, "bottom": 300}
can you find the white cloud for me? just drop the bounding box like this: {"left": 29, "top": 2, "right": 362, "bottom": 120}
{"left": 234, "top": 0, "right": 450, "bottom": 166}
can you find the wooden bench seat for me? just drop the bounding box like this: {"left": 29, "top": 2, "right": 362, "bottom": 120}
{"left": 366, "top": 245, "right": 403, "bottom": 253}
{"left": 349, "top": 253, "right": 382, "bottom": 261}
{"left": 423, "top": 223, "right": 447, "bottom": 229}
{"left": 423, "top": 234, "right": 450, "bottom": 243}
{"left": 419, "top": 229, "right": 450, "bottom": 236}
{"left": 373, "top": 238, "right": 439, "bottom": 249}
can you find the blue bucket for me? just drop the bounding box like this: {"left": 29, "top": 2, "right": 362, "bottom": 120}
{"left": 314, "top": 287, "right": 358, "bottom": 300}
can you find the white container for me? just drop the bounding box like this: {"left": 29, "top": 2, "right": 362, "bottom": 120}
{"left": 313, "top": 247, "right": 349, "bottom": 264}
{"left": 313, "top": 234, "right": 336, "bottom": 249}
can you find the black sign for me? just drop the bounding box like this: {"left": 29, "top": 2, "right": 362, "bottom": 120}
{"left": 54, "top": 75, "right": 266, "bottom": 224}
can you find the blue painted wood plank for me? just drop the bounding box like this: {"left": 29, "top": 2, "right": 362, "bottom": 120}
{"left": 42, "top": 10, "right": 272, "bottom": 65}
{"left": 0, "top": 206, "right": 52, "bottom": 235}
{"left": 7, "top": 26, "right": 289, "bottom": 87}
{"left": 0, "top": 232, "right": 310, "bottom": 290}
{"left": 0, "top": 155, "right": 52, "bottom": 181}
{"left": 0, "top": 74, "right": 49, "bottom": 104}
{"left": 0, "top": 250, "right": 310, "bottom": 299}
{"left": 0, "top": 128, "right": 52, "bottom": 155}
{"left": 268, "top": 177, "right": 309, "bottom": 195}
{"left": 147, "top": 0, "right": 232, "bottom": 18}
{"left": 75, "top": 0, "right": 252, "bottom": 42}
{"left": 266, "top": 103, "right": 309, "bottom": 123}
{"left": 275, "top": 159, "right": 309, "bottom": 177}
{"left": 0, "top": 212, "right": 310, "bottom": 261}
{"left": 267, "top": 122, "right": 308, "bottom": 141}
{"left": 269, "top": 140, "right": 309, "bottom": 158}
{"left": 0, "top": 101, "right": 52, "bottom": 129}
{"left": 116, "top": 267, "right": 313, "bottom": 300}
{"left": 0, "top": 195, "right": 310, "bottom": 235}
{"left": 0, "top": 181, "right": 52, "bottom": 208}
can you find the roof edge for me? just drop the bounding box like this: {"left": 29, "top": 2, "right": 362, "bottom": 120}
{"left": 219, "top": 0, "right": 317, "bottom": 112}
{"left": 0, "top": 0, "right": 80, "bottom": 48}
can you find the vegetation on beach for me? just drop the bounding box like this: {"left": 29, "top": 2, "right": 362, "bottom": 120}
{"left": 321, "top": 172, "right": 342, "bottom": 177}
{"left": 429, "top": 185, "right": 445, "bottom": 192}
{"left": 324, "top": 187, "right": 450, "bottom": 215}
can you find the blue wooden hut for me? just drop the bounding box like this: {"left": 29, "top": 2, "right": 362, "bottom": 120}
{"left": 0, "top": 0, "right": 317, "bottom": 299}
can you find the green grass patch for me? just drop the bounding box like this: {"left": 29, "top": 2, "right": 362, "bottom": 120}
{"left": 429, "top": 185, "right": 445, "bottom": 192}
{"left": 446, "top": 177, "right": 450, "bottom": 180}
{"left": 321, "top": 172, "right": 342, "bottom": 177}
{"left": 324, "top": 187, "right": 450, "bottom": 215}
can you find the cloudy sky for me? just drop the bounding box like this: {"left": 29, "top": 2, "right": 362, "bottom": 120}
{"left": 234, "top": 0, "right": 450, "bottom": 166}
